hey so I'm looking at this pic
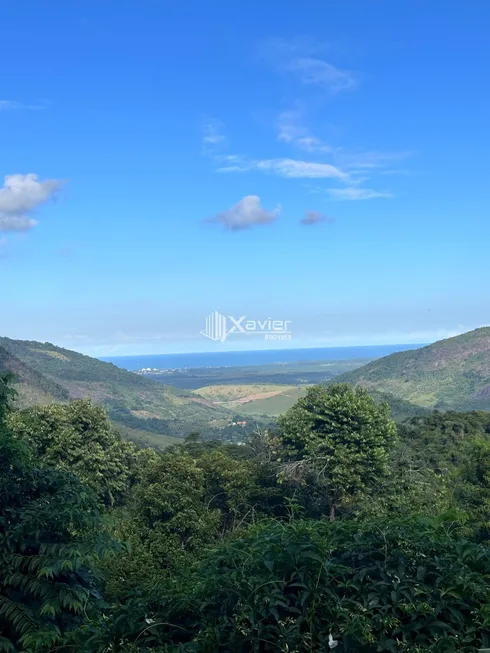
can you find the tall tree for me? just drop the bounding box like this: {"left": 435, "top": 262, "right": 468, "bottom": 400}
{"left": 277, "top": 383, "right": 397, "bottom": 520}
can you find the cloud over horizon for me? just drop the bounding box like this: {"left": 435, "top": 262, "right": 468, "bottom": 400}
{"left": 0, "top": 173, "right": 63, "bottom": 232}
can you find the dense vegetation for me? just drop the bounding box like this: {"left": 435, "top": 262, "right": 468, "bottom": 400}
{"left": 3, "top": 373, "right": 490, "bottom": 651}
{"left": 336, "top": 327, "right": 490, "bottom": 411}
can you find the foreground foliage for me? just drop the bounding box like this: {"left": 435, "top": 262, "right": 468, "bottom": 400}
{"left": 81, "top": 518, "right": 490, "bottom": 652}
{"left": 3, "top": 377, "right": 490, "bottom": 651}
{"left": 0, "top": 378, "right": 113, "bottom": 652}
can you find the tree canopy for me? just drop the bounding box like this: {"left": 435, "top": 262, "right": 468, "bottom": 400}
{"left": 8, "top": 399, "right": 139, "bottom": 506}
{"left": 277, "top": 383, "right": 397, "bottom": 519}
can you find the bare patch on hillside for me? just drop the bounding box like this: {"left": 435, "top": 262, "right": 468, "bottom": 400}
{"left": 36, "top": 349, "right": 70, "bottom": 361}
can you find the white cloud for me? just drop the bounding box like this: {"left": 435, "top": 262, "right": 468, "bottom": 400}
{"left": 206, "top": 195, "right": 280, "bottom": 231}
{"left": 0, "top": 173, "right": 63, "bottom": 232}
{"left": 326, "top": 187, "right": 392, "bottom": 201}
{"left": 300, "top": 210, "right": 334, "bottom": 226}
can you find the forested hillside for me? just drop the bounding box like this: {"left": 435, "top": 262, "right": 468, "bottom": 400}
{"left": 0, "top": 337, "right": 234, "bottom": 438}
{"left": 335, "top": 327, "right": 490, "bottom": 411}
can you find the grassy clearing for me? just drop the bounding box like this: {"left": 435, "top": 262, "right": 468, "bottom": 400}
{"left": 194, "top": 383, "right": 296, "bottom": 404}
{"left": 234, "top": 386, "right": 310, "bottom": 416}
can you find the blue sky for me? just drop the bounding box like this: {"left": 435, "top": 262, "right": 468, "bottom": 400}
{"left": 1, "top": 0, "right": 489, "bottom": 355}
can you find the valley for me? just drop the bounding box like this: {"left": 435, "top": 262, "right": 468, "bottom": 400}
{"left": 3, "top": 329, "right": 490, "bottom": 446}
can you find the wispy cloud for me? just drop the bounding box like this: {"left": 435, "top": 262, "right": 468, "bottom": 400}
{"left": 339, "top": 150, "right": 413, "bottom": 171}
{"left": 260, "top": 37, "right": 357, "bottom": 95}
{"left": 211, "top": 145, "right": 396, "bottom": 201}
{"left": 379, "top": 169, "right": 413, "bottom": 176}
{"left": 0, "top": 173, "right": 64, "bottom": 232}
{"left": 255, "top": 158, "right": 347, "bottom": 179}
{"left": 0, "top": 100, "right": 22, "bottom": 110}
{"left": 0, "top": 99, "right": 45, "bottom": 111}
{"left": 217, "top": 155, "right": 348, "bottom": 180}
{"left": 214, "top": 153, "right": 392, "bottom": 200}
{"left": 326, "top": 188, "right": 393, "bottom": 201}
{"left": 205, "top": 195, "right": 280, "bottom": 231}
{"left": 277, "top": 110, "right": 333, "bottom": 153}
{"left": 202, "top": 119, "right": 228, "bottom": 153}
{"left": 300, "top": 210, "right": 334, "bottom": 226}
{"left": 277, "top": 111, "right": 412, "bottom": 166}
{"left": 273, "top": 110, "right": 410, "bottom": 198}
{"left": 258, "top": 36, "right": 331, "bottom": 60}
{"left": 199, "top": 40, "right": 411, "bottom": 203}
{"left": 288, "top": 58, "right": 357, "bottom": 93}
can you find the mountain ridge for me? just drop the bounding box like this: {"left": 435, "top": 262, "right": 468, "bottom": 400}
{"left": 0, "top": 336, "right": 233, "bottom": 437}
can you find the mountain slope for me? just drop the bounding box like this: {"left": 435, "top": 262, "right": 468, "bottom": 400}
{"left": 0, "top": 344, "right": 69, "bottom": 405}
{"left": 335, "top": 327, "right": 490, "bottom": 411}
{"left": 0, "top": 337, "right": 232, "bottom": 436}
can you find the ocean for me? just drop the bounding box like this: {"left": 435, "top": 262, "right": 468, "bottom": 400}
{"left": 100, "top": 344, "right": 424, "bottom": 372}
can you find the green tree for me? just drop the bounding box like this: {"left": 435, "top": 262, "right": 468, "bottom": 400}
{"left": 8, "top": 399, "right": 138, "bottom": 507}
{"left": 277, "top": 384, "right": 397, "bottom": 520}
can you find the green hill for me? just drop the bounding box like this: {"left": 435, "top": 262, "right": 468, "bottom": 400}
{"left": 0, "top": 337, "right": 233, "bottom": 437}
{"left": 335, "top": 327, "right": 490, "bottom": 411}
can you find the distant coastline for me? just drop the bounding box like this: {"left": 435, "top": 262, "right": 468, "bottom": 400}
{"left": 100, "top": 343, "right": 425, "bottom": 372}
